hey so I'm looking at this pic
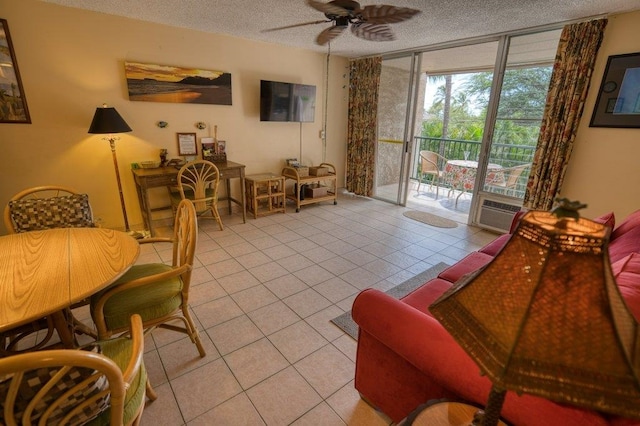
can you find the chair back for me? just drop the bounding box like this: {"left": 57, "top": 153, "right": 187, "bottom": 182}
{"left": 420, "top": 151, "right": 439, "bottom": 173}
{"left": 4, "top": 185, "right": 94, "bottom": 234}
{"left": 504, "top": 164, "right": 530, "bottom": 189}
{"left": 177, "top": 160, "right": 220, "bottom": 214}
{"left": 420, "top": 150, "right": 448, "bottom": 173}
{"left": 0, "top": 314, "right": 144, "bottom": 426}
{"left": 172, "top": 199, "right": 198, "bottom": 295}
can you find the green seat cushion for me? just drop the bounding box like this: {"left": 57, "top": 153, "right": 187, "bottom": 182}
{"left": 87, "top": 336, "right": 147, "bottom": 425}
{"left": 91, "top": 263, "right": 183, "bottom": 331}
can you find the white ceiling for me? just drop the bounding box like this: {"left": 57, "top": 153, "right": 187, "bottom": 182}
{"left": 39, "top": 0, "right": 640, "bottom": 58}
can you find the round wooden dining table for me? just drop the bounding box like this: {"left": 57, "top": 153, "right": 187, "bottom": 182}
{"left": 0, "top": 227, "right": 139, "bottom": 347}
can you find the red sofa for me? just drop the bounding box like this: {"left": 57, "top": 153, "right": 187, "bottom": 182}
{"left": 352, "top": 210, "right": 640, "bottom": 426}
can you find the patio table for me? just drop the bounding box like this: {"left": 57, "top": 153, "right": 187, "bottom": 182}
{"left": 445, "top": 160, "right": 505, "bottom": 206}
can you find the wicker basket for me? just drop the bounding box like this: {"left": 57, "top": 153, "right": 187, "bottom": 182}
{"left": 203, "top": 153, "right": 227, "bottom": 163}
{"left": 295, "top": 166, "right": 309, "bottom": 177}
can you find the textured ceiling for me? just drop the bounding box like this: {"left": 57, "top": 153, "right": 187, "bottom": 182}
{"left": 39, "top": 0, "right": 640, "bottom": 58}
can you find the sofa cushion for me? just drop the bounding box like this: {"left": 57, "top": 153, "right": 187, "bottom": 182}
{"left": 437, "top": 251, "right": 493, "bottom": 283}
{"left": 401, "top": 278, "right": 453, "bottom": 317}
{"left": 478, "top": 233, "right": 511, "bottom": 257}
{"left": 609, "top": 224, "right": 640, "bottom": 264}
{"left": 612, "top": 252, "right": 640, "bottom": 321}
{"left": 593, "top": 211, "right": 616, "bottom": 229}
{"left": 611, "top": 209, "right": 640, "bottom": 241}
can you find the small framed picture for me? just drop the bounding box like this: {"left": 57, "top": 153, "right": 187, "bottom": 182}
{"left": 217, "top": 140, "right": 226, "bottom": 155}
{"left": 177, "top": 132, "right": 197, "bottom": 156}
{"left": 201, "top": 137, "right": 215, "bottom": 157}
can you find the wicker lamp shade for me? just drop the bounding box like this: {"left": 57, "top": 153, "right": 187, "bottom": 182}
{"left": 430, "top": 210, "right": 640, "bottom": 425}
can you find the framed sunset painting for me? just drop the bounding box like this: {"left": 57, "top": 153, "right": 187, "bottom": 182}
{"left": 124, "top": 61, "right": 232, "bottom": 105}
{"left": 0, "top": 19, "right": 30, "bottom": 123}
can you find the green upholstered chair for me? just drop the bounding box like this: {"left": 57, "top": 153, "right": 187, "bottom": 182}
{"left": 90, "top": 199, "right": 205, "bottom": 358}
{"left": 0, "top": 314, "right": 154, "bottom": 426}
{"left": 169, "top": 159, "right": 224, "bottom": 231}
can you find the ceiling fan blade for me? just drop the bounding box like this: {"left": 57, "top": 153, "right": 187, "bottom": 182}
{"left": 351, "top": 23, "right": 395, "bottom": 42}
{"left": 307, "top": 0, "right": 350, "bottom": 17}
{"left": 316, "top": 25, "right": 346, "bottom": 45}
{"left": 360, "top": 5, "right": 421, "bottom": 24}
{"left": 262, "top": 20, "right": 329, "bottom": 32}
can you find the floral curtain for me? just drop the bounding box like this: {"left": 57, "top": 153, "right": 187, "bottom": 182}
{"left": 523, "top": 19, "right": 607, "bottom": 210}
{"left": 346, "top": 56, "right": 382, "bottom": 196}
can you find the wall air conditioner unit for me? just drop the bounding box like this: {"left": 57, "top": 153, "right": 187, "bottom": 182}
{"left": 475, "top": 193, "right": 523, "bottom": 233}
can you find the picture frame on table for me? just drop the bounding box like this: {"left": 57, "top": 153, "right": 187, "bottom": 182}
{"left": 177, "top": 132, "right": 197, "bottom": 156}
{"left": 0, "top": 19, "right": 31, "bottom": 124}
{"left": 590, "top": 52, "right": 640, "bottom": 128}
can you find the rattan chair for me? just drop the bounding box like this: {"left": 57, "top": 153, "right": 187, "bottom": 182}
{"left": 0, "top": 314, "right": 154, "bottom": 426}
{"left": 90, "top": 199, "right": 205, "bottom": 358}
{"left": 2, "top": 185, "right": 96, "bottom": 354}
{"left": 3, "top": 185, "right": 94, "bottom": 234}
{"left": 418, "top": 150, "right": 448, "bottom": 198}
{"left": 486, "top": 164, "right": 530, "bottom": 196}
{"left": 169, "top": 159, "right": 224, "bottom": 231}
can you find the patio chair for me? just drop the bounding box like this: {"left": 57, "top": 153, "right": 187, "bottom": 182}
{"left": 168, "top": 159, "right": 224, "bottom": 231}
{"left": 2, "top": 185, "right": 96, "bottom": 354}
{"left": 486, "top": 164, "right": 530, "bottom": 196}
{"left": 0, "top": 314, "right": 154, "bottom": 426}
{"left": 90, "top": 199, "right": 206, "bottom": 358}
{"left": 418, "top": 150, "right": 448, "bottom": 199}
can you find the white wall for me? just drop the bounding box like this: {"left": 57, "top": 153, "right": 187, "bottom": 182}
{"left": 0, "top": 0, "right": 349, "bottom": 233}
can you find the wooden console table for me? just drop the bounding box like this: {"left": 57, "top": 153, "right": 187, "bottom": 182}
{"left": 132, "top": 161, "right": 246, "bottom": 236}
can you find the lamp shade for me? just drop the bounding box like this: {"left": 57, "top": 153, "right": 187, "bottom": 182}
{"left": 430, "top": 211, "right": 640, "bottom": 419}
{"left": 88, "top": 105, "right": 132, "bottom": 134}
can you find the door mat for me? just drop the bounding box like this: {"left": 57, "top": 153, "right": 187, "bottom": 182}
{"left": 330, "top": 262, "right": 449, "bottom": 340}
{"left": 403, "top": 210, "right": 458, "bottom": 228}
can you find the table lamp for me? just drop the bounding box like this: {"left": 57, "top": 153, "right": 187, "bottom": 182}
{"left": 88, "top": 104, "right": 141, "bottom": 238}
{"left": 430, "top": 200, "right": 640, "bottom": 426}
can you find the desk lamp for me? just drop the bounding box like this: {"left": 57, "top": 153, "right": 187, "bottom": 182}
{"left": 430, "top": 200, "right": 640, "bottom": 426}
{"left": 88, "top": 104, "right": 141, "bottom": 238}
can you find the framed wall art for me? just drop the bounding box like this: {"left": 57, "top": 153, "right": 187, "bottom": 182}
{"left": 177, "top": 132, "right": 197, "bottom": 156}
{"left": 0, "top": 19, "right": 31, "bottom": 123}
{"left": 124, "top": 61, "right": 232, "bottom": 105}
{"left": 590, "top": 52, "right": 640, "bottom": 128}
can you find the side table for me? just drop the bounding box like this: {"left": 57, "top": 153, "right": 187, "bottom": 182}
{"left": 406, "top": 401, "right": 508, "bottom": 426}
{"left": 244, "top": 173, "right": 286, "bottom": 219}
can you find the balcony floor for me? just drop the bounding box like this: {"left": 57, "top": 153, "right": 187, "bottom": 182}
{"left": 376, "top": 179, "right": 472, "bottom": 225}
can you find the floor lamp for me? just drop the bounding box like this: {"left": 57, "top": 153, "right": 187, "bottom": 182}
{"left": 88, "top": 104, "right": 141, "bottom": 238}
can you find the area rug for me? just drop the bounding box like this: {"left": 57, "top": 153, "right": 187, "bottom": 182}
{"left": 330, "top": 262, "right": 449, "bottom": 340}
{"left": 403, "top": 210, "right": 458, "bottom": 228}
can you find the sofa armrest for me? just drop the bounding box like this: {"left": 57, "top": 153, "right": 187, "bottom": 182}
{"left": 352, "top": 288, "right": 612, "bottom": 426}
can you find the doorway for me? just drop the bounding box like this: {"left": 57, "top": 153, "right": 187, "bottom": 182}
{"left": 374, "top": 28, "right": 561, "bottom": 229}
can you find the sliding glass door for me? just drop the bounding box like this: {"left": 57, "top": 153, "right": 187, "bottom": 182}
{"left": 373, "top": 53, "right": 421, "bottom": 205}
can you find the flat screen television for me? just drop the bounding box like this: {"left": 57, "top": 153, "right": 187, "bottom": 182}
{"left": 260, "top": 80, "right": 316, "bottom": 122}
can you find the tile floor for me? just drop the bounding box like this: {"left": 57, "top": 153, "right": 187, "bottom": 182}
{"left": 83, "top": 189, "right": 499, "bottom": 425}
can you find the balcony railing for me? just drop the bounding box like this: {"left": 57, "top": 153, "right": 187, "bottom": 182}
{"left": 412, "top": 136, "right": 535, "bottom": 198}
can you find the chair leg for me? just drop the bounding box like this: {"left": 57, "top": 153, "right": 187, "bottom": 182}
{"left": 182, "top": 307, "right": 206, "bottom": 357}
{"left": 210, "top": 205, "right": 224, "bottom": 231}
{"left": 146, "top": 378, "right": 158, "bottom": 401}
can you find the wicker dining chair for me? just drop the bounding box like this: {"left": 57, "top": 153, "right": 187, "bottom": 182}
{"left": 418, "top": 150, "right": 448, "bottom": 198}
{"left": 90, "top": 199, "right": 205, "bottom": 358}
{"left": 0, "top": 314, "right": 154, "bottom": 426}
{"left": 2, "top": 185, "right": 96, "bottom": 355}
{"left": 169, "top": 159, "right": 224, "bottom": 231}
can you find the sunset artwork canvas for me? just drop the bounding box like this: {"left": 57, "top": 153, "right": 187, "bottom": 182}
{"left": 124, "top": 62, "right": 232, "bottom": 105}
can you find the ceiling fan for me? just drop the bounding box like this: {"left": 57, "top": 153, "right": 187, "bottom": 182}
{"left": 264, "top": 0, "right": 421, "bottom": 45}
